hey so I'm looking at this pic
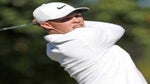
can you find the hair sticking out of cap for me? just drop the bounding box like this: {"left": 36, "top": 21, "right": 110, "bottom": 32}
{"left": 32, "top": 19, "right": 40, "bottom": 25}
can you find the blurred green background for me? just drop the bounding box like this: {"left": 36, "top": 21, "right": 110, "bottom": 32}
{"left": 0, "top": 0, "right": 149, "bottom": 84}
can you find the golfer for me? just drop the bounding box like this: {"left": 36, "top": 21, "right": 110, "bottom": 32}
{"left": 32, "top": 2, "right": 148, "bottom": 84}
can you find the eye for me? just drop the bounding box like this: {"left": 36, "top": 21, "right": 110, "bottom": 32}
{"left": 75, "top": 14, "right": 82, "bottom": 18}
{"left": 60, "top": 17, "right": 72, "bottom": 22}
{"left": 59, "top": 13, "right": 82, "bottom": 22}
{"left": 51, "top": 13, "right": 82, "bottom": 22}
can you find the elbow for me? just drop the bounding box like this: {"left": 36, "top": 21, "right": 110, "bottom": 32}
{"left": 110, "top": 25, "right": 125, "bottom": 41}
{"left": 115, "top": 25, "right": 125, "bottom": 36}
{"left": 119, "top": 25, "right": 125, "bottom": 35}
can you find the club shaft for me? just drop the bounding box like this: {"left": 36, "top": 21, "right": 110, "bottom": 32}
{"left": 0, "top": 23, "right": 33, "bottom": 31}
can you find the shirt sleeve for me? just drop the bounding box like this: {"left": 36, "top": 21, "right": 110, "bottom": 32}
{"left": 83, "top": 21, "right": 125, "bottom": 49}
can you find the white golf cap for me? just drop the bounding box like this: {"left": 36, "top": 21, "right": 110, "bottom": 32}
{"left": 33, "top": 2, "right": 89, "bottom": 23}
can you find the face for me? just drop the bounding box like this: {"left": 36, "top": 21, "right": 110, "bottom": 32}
{"left": 40, "top": 12, "right": 85, "bottom": 34}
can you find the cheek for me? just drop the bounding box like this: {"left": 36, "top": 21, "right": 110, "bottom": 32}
{"left": 64, "top": 24, "right": 74, "bottom": 31}
{"left": 63, "top": 22, "right": 74, "bottom": 29}
{"left": 80, "top": 18, "right": 84, "bottom": 24}
{"left": 56, "top": 23, "right": 74, "bottom": 32}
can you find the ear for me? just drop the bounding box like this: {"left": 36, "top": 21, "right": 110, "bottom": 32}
{"left": 39, "top": 22, "right": 54, "bottom": 30}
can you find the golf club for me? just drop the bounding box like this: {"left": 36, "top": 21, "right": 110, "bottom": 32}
{"left": 0, "top": 23, "right": 34, "bottom": 31}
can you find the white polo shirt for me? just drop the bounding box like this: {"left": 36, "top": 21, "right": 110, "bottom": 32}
{"left": 44, "top": 21, "right": 147, "bottom": 84}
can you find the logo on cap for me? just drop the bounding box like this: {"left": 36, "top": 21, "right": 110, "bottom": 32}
{"left": 57, "top": 5, "right": 66, "bottom": 9}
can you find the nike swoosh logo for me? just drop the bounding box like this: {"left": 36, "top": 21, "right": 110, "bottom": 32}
{"left": 57, "top": 5, "right": 66, "bottom": 9}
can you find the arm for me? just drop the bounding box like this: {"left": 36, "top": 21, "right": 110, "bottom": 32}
{"left": 84, "top": 21, "right": 125, "bottom": 48}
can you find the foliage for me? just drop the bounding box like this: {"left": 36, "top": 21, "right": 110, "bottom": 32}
{"left": 0, "top": 0, "right": 150, "bottom": 84}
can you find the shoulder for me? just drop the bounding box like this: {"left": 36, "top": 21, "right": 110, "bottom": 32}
{"left": 84, "top": 20, "right": 123, "bottom": 28}
{"left": 84, "top": 20, "right": 125, "bottom": 35}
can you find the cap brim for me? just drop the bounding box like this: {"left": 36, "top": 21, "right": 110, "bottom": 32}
{"left": 74, "top": 7, "right": 89, "bottom": 13}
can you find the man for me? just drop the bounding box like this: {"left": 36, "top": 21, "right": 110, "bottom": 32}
{"left": 32, "top": 2, "right": 148, "bottom": 84}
